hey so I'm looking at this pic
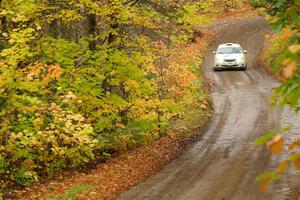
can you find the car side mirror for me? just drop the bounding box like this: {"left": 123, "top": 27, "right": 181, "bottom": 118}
{"left": 243, "top": 50, "right": 247, "bottom": 54}
{"left": 213, "top": 51, "right": 216, "bottom": 54}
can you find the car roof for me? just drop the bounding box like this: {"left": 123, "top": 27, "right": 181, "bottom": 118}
{"left": 217, "top": 43, "right": 241, "bottom": 48}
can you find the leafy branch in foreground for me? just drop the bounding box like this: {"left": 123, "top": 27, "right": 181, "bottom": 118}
{"left": 253, "top": 0, "right": 300, "bottom": 192}
{"left": 255, "top": 126, "right": 300, "bottom": 192}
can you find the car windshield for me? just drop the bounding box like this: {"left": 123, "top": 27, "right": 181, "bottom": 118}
{"left": 217, "top": 47, "right": 242, "bottom": 54}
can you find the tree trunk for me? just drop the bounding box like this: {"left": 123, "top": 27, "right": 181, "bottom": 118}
{"left": 88, "top": 14, "right": 97, "bottom": 50}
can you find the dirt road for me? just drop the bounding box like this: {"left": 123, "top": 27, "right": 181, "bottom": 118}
{"left": 119, "top": 17, "right": 300, "bottom": 200}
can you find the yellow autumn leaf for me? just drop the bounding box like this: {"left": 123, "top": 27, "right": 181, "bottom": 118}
{"left": 259, "top": 177, "right": 271, "bottom": 192}
{"left": 115, "top": 122, "right": 126, "bottom": 129}
{"left": 2, "top": 32, "right": 8, "bottom": 37}
{"left": 266, "top": 135, "right": 284, "bottom": 154}
{"left": 278, "top": 160, "right": 288, "bottom": 173}
{"left": 200, "top": 103, "right": 207, "bottom": 109}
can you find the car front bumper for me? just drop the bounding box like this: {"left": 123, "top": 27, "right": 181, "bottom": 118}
{"left": 214, "top": 62, "right": 247, "bottom": 70}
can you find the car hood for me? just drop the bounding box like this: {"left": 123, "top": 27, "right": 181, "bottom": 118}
{"left": 216, "top": 53, "right": 244, "bottom": 60}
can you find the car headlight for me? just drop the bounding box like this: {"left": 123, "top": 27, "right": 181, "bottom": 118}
{"left": 215, "top": 57, "right": 222, "bottom": 64}
{"left": 237, "top": 56, "right": 245, "bottom": 63}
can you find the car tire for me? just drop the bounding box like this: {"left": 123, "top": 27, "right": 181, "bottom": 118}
{"left": 213, "top": 67, "right": 219, "bottom": 71}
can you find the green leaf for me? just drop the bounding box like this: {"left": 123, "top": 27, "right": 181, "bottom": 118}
{"left": 256, "top": 171, "right": 280, "bottom": 182}
{"left": 255, "top": 132, "right": 276, "bottom": 145}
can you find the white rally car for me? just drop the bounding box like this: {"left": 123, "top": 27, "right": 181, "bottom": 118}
{"left": 213, "top": 43, "right": 247, "bottom": 71}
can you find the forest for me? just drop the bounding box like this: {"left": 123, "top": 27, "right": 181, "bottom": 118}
{"left": 0, "top": 0, "right": 299, "bottom": 198}
{"left": 0, "top": 0, "right": 221, "bottom": 190}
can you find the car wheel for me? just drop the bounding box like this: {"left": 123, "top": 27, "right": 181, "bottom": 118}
{"left": 213, "top": 67, "right": 219, "bottom": 71}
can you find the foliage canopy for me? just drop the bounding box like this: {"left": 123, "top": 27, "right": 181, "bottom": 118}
{"left": 0, "top": 0, "right": 219, "bottom": 190}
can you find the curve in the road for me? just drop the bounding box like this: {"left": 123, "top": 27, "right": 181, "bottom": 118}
{"left": 119, "top": 17, "right": 300, "bottom": 200}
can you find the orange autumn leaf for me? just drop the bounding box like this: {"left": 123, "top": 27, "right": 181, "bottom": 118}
{"left": 0, "top": 61, "right": 6, "bottom": 67}
{"left": 278, "top": 160, "right": 288, "bottom": 174}
{"left": 292, "top": 157, "right": 300, "bottom": 169}
{"left": 43, "top": 64, "right": 63, "bottom": 83}
{"left": 281, "top": 58, "right": 297, "bottom": 79}
{"left": 288, "top": 140, "right": 300, "bottom": 150}
{"left": 259, "top": 177, "right": 271, "bottom": 192}
{"left": 288, "top": 44, "right": 300, "bottom": 54}
{"left": 266, "top": 135, "right": 284, "bottom": 154}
